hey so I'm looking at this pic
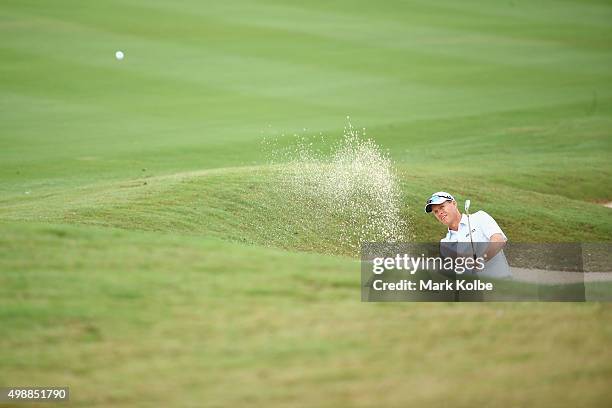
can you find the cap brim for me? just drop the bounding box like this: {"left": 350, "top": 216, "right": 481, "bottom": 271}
{"left": 424, "top": 197, "right": 450, "bottom": 213}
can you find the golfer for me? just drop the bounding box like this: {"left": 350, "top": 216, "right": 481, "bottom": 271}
{"left": 425, "top": 191, "right": 512, "bottom": 278}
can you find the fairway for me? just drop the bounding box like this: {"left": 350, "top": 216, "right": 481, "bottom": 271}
{"left": 1, "top": 0, "right": 612, "bottom": 406}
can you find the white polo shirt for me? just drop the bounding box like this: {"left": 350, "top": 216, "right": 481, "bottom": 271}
{"left": 441, "top": 211, "right": 512, "bottom": 278}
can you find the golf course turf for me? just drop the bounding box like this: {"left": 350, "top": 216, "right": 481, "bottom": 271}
{"left": 1, "top": 0, "right": 612, "bottom": 406}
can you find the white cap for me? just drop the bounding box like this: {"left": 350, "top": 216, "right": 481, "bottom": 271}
{"left": 424, "top": 191, "right": 455, "bottom": 213}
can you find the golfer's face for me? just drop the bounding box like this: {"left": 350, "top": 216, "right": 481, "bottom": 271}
{"left": 431, "top": 200, "right": 456, "bottom": 226}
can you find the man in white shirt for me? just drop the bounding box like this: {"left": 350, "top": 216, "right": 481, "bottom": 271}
{"left": 424, "top": 191, "right": 512, "bottom": 279}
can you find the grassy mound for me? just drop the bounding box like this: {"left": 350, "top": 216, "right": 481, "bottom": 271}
{"left": 2, "top": 163, "right": 610, "bottom": 259}
{"left": 1, "top": 165, "right": 404, "bottom": 255}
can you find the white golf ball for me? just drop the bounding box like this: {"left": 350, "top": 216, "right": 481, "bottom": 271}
{"left": 115, "top": 50, "right": 124, "bottom": 60}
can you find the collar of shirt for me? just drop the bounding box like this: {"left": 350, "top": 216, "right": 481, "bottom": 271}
{"left": 447, "top": 214, "right": 468, "bottom": 235}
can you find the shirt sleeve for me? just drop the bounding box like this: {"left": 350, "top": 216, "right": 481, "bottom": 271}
{"left": 475, "top": 211, "right": 507, "bottom": 241}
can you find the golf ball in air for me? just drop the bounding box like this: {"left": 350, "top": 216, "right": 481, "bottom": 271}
{"left": 115, "top": 51, "right": 124, "bottom": 60}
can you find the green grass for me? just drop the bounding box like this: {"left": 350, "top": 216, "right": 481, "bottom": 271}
{"left": 1, "top": 0, "right": 612, "bottom": 406}
{"left": 2, "top": 222, "right": 612, "bottom": 407}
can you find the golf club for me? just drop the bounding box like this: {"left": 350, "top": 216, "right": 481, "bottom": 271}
{"left": 465, "top": 199, "right": 477, "bottom": 263}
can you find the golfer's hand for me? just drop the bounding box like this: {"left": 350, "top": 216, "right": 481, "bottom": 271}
{"left": 483, "top": 234, "right": 506, "bottom": 261}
